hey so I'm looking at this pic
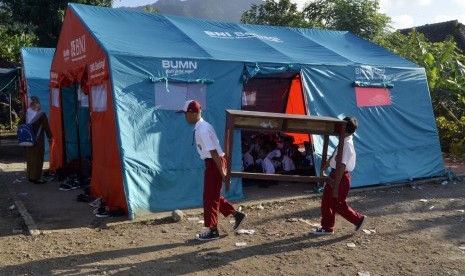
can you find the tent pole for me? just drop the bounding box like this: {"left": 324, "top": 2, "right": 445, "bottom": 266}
{"left": 74, "top": 83, "right": 83, "bottom": 185}
{"left": 9, "top": 92, "right": 12, "bottom": 130}
{"left": 59, "top": 88, "right": 67, "bottom": 174}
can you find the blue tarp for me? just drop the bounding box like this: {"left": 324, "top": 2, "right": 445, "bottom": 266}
{"left": 0, "top": 68, "right": 19, "bottom": 93}
{"left": 67, "top": 4, "right": 444, "bottom": 217}
{"left": 20, "top": 47, "right": 55, "bottom": 161}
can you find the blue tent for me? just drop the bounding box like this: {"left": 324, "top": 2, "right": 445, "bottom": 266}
{"left": 20, "top": 47, "right": 55, "bottom": 161}
{"left": 51, "top": 4, "right": 444, "bottom": 218}
{"left": 0, "top": 60, "right": 20, "bottom": 128}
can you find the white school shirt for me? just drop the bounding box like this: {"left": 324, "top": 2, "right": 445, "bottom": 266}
{"left": 194, "top": 118, "right": 225, "bottom": 160}
{"left": 243, "top": 152, "right": 254, "bottom": 168}
{"left": 261, "top": 157, "right": 275, "bottom": 174}
{"left": 266, "top": 148, "right": 282, "bottom": 160}
{"left": 282, "top": 155, "right": 296, "bottom": 171}
{"left": 329, "top": 135, "right": 356, "bottom": 172}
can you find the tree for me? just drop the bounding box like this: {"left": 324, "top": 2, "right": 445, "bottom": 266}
{"left": 0, "top": 27, "right": 37, "bottom": 62}
{"left": 303, "top": 0, "right": 391, "bottom": 40}
{"left": 241, "top": 0, "right": 309, "bottom": 28}
{"left": 0, "top": 0, "right": 114, "bottom": 47}
{"left": 378, "top": 30, "right": 465, "bottom": 152}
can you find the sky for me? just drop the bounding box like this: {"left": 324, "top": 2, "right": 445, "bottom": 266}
{"left": 112, "top": 0, "right": 465, "bottom": 29}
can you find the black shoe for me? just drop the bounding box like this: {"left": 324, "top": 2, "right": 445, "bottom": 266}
{"left": 232, "top": 211, "right": 247, "bottom": 231}
{"left": 71, "top": 180, "right": 81, "bottom": 190}
{"left": 196, "top": 228, "right": 220, "bottom": 241}
{"left": 355, "top": 216, "right": 366, "bottom": 232}
{"left": 312, "top": 227, "right": 334, "bottom": 235}
{"left": 59, "top": 183, "right": 72, "bottom": 191}
{"left": 95, "top": 206, "right": 110, "bottom": 218}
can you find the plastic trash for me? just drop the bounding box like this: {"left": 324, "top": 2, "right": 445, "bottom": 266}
{"left": 347, "top": 242, "right": 356, "bottom": 248}
{"left": 236, "top": 229, "right": 255, "bottom": 235}
{"left": 235, "top": 242, "right": 247, "bottom": 247}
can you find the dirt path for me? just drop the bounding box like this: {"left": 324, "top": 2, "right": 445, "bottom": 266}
{"left": 1, "top": 133, "right": 464, "bottom": 275}
{"left": 0, "top": 178, "right": 464, "bottom": 275}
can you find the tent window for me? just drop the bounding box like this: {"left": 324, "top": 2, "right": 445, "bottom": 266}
{"left": 79, "top": 87, "right": 89, "bottom": 108}
{"left": 355, "top": 87, "right": 391, "bottom": 107}
{"left": 80, "top": 93, "right": 89, "bottom": 108}
{"left": 91, "top": 83, "right": 107, "bottom": 112}
{"left": 242, "top": 90, "right": 257, "bottom": 106}
{"left": 154, "top": 82, "right": 206, "bottom": 110}
{"left": 52, "top": 88, "right": 60, "bottom": 107}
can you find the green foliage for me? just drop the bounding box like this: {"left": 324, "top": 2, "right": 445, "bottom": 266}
{"left": 0, "top": 27, "right": 37, "bottom": 62}
{"left": 378, "top": 31, "right": 465, "bottom": 152}
{"left": 378, "top": 31, "right": 465, "bottom": 116}
{"left": 240, "top": 0, "right": 391, "bottom": 40}
{"left": 303, "top": 0, "right": 391, "bottom": 40}
{"left": 241, "top": 0, "right": 309, "bottom": 27}
{"left": 0, "top": 0, "right": 114, "bottom": 47}
{"left": 436, "top": 116, "right": 465, "bottom": 154}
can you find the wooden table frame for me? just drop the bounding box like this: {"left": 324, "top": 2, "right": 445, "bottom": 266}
{"left": 223, "top": 110, "right": 347, "bottom": 197}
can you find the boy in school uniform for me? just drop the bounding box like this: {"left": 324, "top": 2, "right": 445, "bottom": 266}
{"left": 242, "top": 141, "right": 255, "bottom": 172}
{"left": 257, "top": 147, "right": 275, "bottom": 174}
{"left": 313, "top": 116, "right": 366, "bottom": 235}
{"left": 177, "top": 100, "right": 247, "bottom": 241}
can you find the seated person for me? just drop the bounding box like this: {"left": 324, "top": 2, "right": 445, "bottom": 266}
{"left": 271, "top": 133, "right": 283, "bottom": 149}
{"left": 249, "top": 133, "right": 265, "bottom": 160}
{"left": 283, "top": 136, "right": 302, "bottom": 166}
{"left": 266, "top": 141, "right": 283, "bottom": 170}
{"left": 257, "top": 147, "right": 275, "bottom": 174}
{"left": 242, "top": 141, "right": 255, "bottom": 172}
{"left": 281, "top": 154, "right": 296, "bottom": 173}
{"left": 290, "top": 144, "right": 302, "bottom": 166}
{"left": 297, "top": 141, "right": 315, "bottom": 176}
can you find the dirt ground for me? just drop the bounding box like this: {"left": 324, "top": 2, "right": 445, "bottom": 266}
{"left": 1, "top": 134, "right": 465, "bottom": 275}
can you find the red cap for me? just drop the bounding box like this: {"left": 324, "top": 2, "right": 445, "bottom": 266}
{"left": 176, "top": 100, "right": 202, "bottom": 113}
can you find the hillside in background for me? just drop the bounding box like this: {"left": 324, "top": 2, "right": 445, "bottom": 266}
{"left": 118, "top": 0, "right": 262, "bottom": 22}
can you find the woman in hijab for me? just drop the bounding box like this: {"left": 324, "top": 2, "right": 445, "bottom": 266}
{"left": 19, "top": 96, "right": 53, "bottom": 184}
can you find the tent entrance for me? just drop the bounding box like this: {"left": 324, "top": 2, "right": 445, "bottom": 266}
{"left": 240, "top": 73, "right": 316, "bottom": 177}
{"left": 61, "top": 83, "right": 92, "bottom": 182}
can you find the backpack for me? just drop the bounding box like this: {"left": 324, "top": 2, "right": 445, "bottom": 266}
{"left": 17, "top": 112, "right": 43, "bottom": 147}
